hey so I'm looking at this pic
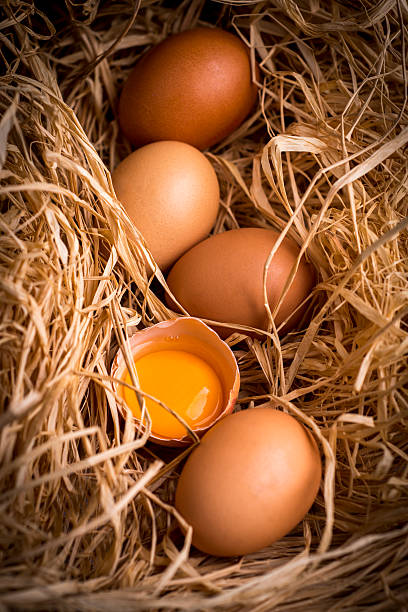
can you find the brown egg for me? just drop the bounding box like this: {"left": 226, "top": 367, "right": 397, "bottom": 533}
{"left": 166, "top": 227, "right": 315, "bottom": 335}
{"left": 175, "top": 407, "right": 322, "bottom": 557}
{"left": 118, "top": 27, "right": 258, "bottom": 150}
{"left": 112, "top": 141, "right": 220, "bottom": 271}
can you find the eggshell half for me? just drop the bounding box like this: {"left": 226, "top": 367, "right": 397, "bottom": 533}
{"left": 111, "top": 317, "right": 240, "bottom": 446}
{"left": 175, "top": 407, "right": 322, "bottom": 556}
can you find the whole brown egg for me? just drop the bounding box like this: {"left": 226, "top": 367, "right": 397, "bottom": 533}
{"left": 175, "top": 407, "right": 322, "bottom": 557}
{"left": 118, "top": 27, "right": 258, "bottom": 150}
{"left": 112, "top": 141, "right": 220, "bottom": 271}
{"left": 166, "top": 227, "right": 315, "bottom": 335}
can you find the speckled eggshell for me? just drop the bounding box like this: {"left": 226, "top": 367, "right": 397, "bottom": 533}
{"left": 175, "top": 407, "right": 322, "bottom": 557}
{"left": 166, "top": 227, "right": 315, "bottom": 335}
{"left": 112, "top": 141, "right": 220, "bottom": 271}
{"left": 118, "top": 27, "right": 258, "bottom": 150}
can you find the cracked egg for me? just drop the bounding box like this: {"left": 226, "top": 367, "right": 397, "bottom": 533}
{"left": 111, "top": 317, "right": 240, "bottom": 446}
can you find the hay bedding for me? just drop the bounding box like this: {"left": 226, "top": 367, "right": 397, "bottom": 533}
{"left": 0, "top": 0, "right": 407, "bottom": 609}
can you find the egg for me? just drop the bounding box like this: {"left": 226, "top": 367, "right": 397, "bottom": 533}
{"left": 166, "top": 227, "right": 315, "bottom": 336}
{"left": 112, "top": 141, "right": 220, "bottom": 270}
{"left": 118, "top": 27, "right": 258, "bottom": 150}
{"left": 111, "top": 317, "right": 240, "bottom": 446}
{"left": 175, "top": 407, "right": 322, "bottom": 556}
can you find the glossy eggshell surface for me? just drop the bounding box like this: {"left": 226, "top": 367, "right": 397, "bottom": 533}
{"left": 166, "top": 227, "right": 315, "bottom": 335}
{"left": 175, "top": 407, "right": 322, "bottom": 556}
{"left": 112, "top": 141, "right": 219, "bottom": 271}
{"left": 118, "top": 27, "right": 258, "bottom": 150}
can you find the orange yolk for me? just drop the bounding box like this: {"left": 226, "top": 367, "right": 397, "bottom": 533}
{"left": 123, "top": 349, "right": 223, "bottom": 439}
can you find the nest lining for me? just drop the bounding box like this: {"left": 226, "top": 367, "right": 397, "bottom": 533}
{"left": 0, "top": 0, "right": 407, "bottom": 610}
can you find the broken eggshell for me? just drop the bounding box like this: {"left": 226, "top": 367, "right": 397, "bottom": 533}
{"left": 111, "top": 317, "right": 240, "bottom": 446}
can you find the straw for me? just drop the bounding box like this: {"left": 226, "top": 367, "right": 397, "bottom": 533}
{"left": 0, "top": 0, "right": 407, "bottom": 609}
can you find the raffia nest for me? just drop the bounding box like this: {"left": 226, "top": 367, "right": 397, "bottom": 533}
{"left": 1, "top": 0, "right": 407, "bottom": 609}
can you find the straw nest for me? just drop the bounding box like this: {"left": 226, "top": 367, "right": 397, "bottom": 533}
{"left": 1, "top": 0, "right": 407, "bottom": 609}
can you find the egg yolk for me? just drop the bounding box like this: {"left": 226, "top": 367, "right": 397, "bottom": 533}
{"left": 123, "top": 349, "right": 223, "bottom": 439}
